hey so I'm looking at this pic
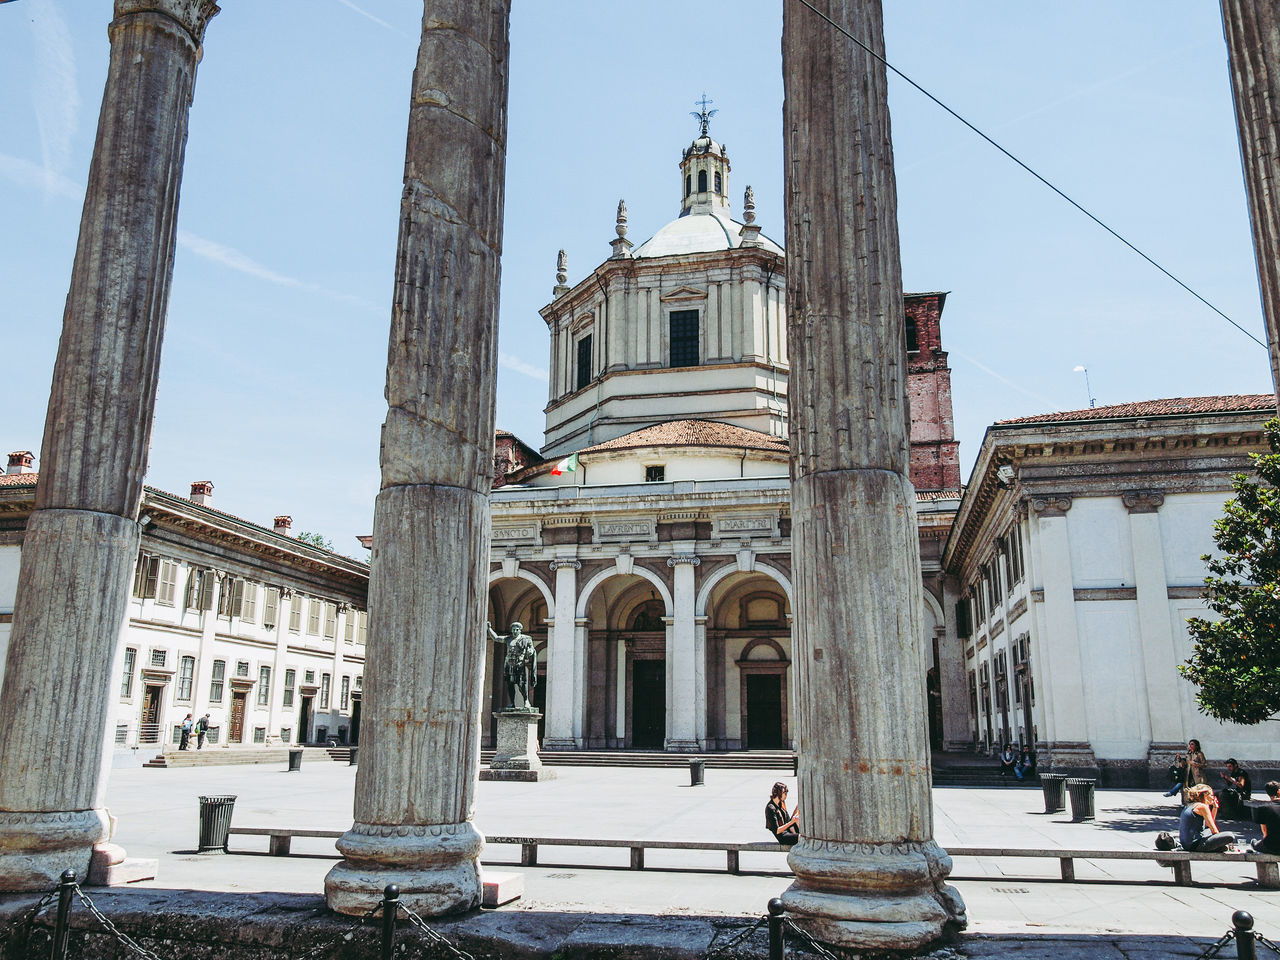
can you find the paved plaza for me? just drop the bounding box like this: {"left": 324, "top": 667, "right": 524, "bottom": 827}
{"left": 97, "top": 759, "right": 1279, "bottom": 945}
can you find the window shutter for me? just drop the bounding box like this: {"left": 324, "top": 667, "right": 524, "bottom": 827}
{"left": 198, "top": 571, "right": 215, "bottom": 611}
{"left": 231, "top": 579, "right": 245, "bottom": 618}
{"left": 141, "top": 556, "right": 159, "bottom": 599}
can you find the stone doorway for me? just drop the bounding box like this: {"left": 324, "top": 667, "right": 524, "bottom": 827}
{"left": 229, "top": 691, "right": 246, "bottom": 744}
{"left": 631, "top": 659, "right": 665, "bottom": 749}
{"left": 744, "top": 674, "right": 784, "bottom": 749}
{"left": 140, "top": 685, "right": 163, "bottom": 744}
{"left": 298, "top": 695, "right": 313, "bottom": 744}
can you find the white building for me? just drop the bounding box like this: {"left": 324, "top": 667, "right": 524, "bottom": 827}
{"left": 942, "top": 395, "right": 1276, "bottom": 784}
{"left": 0, "top": 459, "right": 368, "bottom": 757}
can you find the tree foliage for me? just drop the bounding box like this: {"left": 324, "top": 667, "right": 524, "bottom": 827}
{"left": 1180, "top": 417, "right": 1280, "bottom": 724}
{"left": 295, "top": 531, "right": 334, "bottom": 551}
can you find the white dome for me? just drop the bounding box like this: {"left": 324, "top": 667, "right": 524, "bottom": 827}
{"left": 632, "top": 212, "right": 783, "bottom": 259}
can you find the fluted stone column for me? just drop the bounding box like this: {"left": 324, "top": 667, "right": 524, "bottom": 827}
{"left": 780, "top": 0, "right": 965, "bottom": 948}
{"left": 1221, "top": 1, "right": 1280, "bottom": 406}
{"left": 324, "top": 0, "right": 511, "bottom": 916}
{"left": 0, "top": 0, "right": 217, "bottom": 891}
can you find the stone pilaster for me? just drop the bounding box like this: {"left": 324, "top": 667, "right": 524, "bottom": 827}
{"left": 0, "top": 0, "right": 217, "bottom": 891}
{"left": 543, "top": 559, "right": 580, "bottom": 750}
{"left": 780, "top": 1, "right": 964, "bottom": 947}
{"left": 1221, "top": 1, "right": 1280, "bottom": 406}
{"left": 666, "top": 553, "right": 700, "bottom": 751}
{"left": 324, "top": 0, "right": 511, "bottom": 917}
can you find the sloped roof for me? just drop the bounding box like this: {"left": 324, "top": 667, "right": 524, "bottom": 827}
{"left": 996, "top": 395, "right": 1275, "bottom": 426}
{"left": 579, "top": 419, "right": 789, "bottom": 455}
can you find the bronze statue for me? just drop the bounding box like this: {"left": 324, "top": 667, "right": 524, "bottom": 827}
{"left": 487, "top": 621, "right": 538, "bottom": 712}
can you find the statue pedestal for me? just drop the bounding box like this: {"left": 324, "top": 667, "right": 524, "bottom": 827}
{"left": 480, "top": 710, "right": 554, "bottom": 783}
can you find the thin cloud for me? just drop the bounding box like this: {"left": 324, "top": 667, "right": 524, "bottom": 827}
{"left": 499, "top": 352, "right": 549, "bottom": 382}
{"left": 334, "top": 0, "right": 418, "bottom": 40}
{"left": 0, "top": 152, "right": 81, "bottom": 199}
{"left": 28, "top": 0, "right": 79, "bottom": 197}
{"left": 176, "top": 230, "right": 376, "bottom": 311}
{"left": 951, "top": 347, "right": 1063, "bottom": 412}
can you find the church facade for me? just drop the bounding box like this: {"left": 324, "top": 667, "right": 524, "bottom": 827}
{"left": 483, "top": 120, "right": 967, "bottom": 752}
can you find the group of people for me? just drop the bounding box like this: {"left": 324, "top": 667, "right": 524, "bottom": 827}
{"left": 178, "top": 713, "right": 211, "bottom": 751}
{"left": 999, "top": 744, "right": 1036, "bottom": 781}
{"left": 1156, "top": 738, "right": 1280, "bottom": 855}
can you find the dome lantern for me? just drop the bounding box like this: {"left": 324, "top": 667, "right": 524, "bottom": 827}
{"left": 679, "top": 95, "right": 731, "bottom": 218}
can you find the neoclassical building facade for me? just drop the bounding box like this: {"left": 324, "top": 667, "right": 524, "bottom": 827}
{"left": 482, "top": 121, "right": 966, "bottom": 752}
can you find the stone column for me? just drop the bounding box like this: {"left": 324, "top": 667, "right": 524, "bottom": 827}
{"left": 665, "top": 553, "right": 699, "bottom": 751}
{"left": 0, "top": 0, "right": 217, "bottom": 891}
{"left": 693, "top": 616, "right": 709, "bottom": 748}
{"left": 780, "top": 0, "right": 964, "bottom": 948}
{"left": 1221, "top": 1, "right": 1280, "bottom": 406}
{"left": 543, "top": 560, "right": 579, "bottom": 750}
{"left": 324, "top": 0, "right": 511, "bottom": 917}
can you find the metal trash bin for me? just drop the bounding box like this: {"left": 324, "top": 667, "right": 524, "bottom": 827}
{"left": 197, "top": 795, "right": 237, "bottom": 853}
{"left": 689, "top": 759, "right": 705, "bottom": 786}
{"left": 288, "top": 749, "right": 303, "bottom": 772}
{"left": 348, "top": 746, "right": 359, "bottom": 766}
{"left": 1066, "top": 778, "right": 1097, "bottom": 821}
{"left": 1039, "top": 773, "right": 1068, "bottom": 814}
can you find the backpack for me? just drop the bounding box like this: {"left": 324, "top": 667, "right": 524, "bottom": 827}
{"left": 1155, "top": 832, "right": 1177, "bottom": 851}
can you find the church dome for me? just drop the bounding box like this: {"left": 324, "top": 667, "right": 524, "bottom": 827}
{"left": 632, "top": 212, "right": 783, "bottom": 259}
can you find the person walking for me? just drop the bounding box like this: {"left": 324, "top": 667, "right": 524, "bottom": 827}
{"left": 765, "top": 782, "right": 800, "bottom": 846}
{"left": 196, "top": 713, "right": 210, "bottom": 750}
{"left": 179, "top": 713, "right": 193, "bottom": 751}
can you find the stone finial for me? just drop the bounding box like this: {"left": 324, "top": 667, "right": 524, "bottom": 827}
{"left": 553, "top": 249, "right": 569, "bottom": 297}
{"left": 743, "top": 185, "right": 756, "bottom": 224}
{"left": 609, "top": 201, "right": 633, "bottom": 260}
{"left": 615, "top": 199, "right": 628, "bottom": 238}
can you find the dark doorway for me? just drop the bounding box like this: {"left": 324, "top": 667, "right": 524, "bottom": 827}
{"left": 745, "top": 674, "right": 783, "bottom": 749}
{"left": 140, "top": 685, "right": 163, "bottom": 743}
{"left": 230, "top": 692, "right": 246, "bottom": 743}
{"left": 298, "top": 696, "right": 313, "bottom": 744}
{"left": 632, "top": 660, "right": 665, "bottom": 749}
{"left": 350, "top": 698, "right": 361, "bottom": 745}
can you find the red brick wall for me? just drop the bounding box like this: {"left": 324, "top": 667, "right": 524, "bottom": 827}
{"left": 906, "top": 293, "right": 961, "bottom": 491}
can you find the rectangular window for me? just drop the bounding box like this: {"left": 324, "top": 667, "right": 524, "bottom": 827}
{"left": 115, "top": 724, "right": 128, "bottom": 745}
{"left": 340, "top": 676, "right": 350, "bottom": 711}
{"left": 324, "top": 603, "right": 337, "bottom": 640}
{"left": 150, "top": 649, "right": 167, "bottom": 668}
{"left": 289, "top": 595, "right": 302, "bottom": 633}
{"left": 304, "top": 670, "right": 316, "bottom": 685}
{"left": 172, "top": 725, "right": 183, "bottom": 745}
{"left": 133, "top": 555, "right": 159, "bottom": 599}
{"left": 280, "top": 727, "right": 292, "bottom": 744}
{"left": 185, "top": 568, "right": 215, "bottom": 612}
{"left": 241, "top": 582, "right": 258, "bottom": 623}
{"left": 263, "top": 587, "right": 280, "bottom": 629}
{"left": 253, "top": 727, "right": 266, "bottom": 744}
{"left": 644, "top": 465, "right": 665, "bottom": 483}
{"left": 320, "top": 673, "right": 331, "bottom": 709}
{"left": 236, "top": 660, "right": 249, "bottom": 678}
{"left": 205, "top": 725, "right": 220, "bottom": 745}
{"left": 283, "top": 668, "right": 296, "bottom": 708}
{"left": 156, "top": 560, "right": 178, "bottom": 606}
{"left": 257, "top": 666, "right": 271, "bottom": 706}
{"left": 209, "top": 660, "right": 225, "bottom": 703}
{"left": 120, "top": 647, "right": 137, "bottom": 698}
{"left": 576, "top": 334, "right": 593, "bottom": 391}
{"left": 307, "top": 600, "right": 322, "bottom": 636}
{"left": 344, "top": 611, "right": 355, "bottom": 643}
{"left": 357, "top": 611, "right": 368, "bottom": 645}
{"left": 218, "top": 578, "right": 244, "bottom": 619}
{"left": 668, "top": 309, "right": 699, "bottom": 367}
{"left": 177, "top": 656, "right": 195, "bottom": 701}
{"left": 355, "top": 675, "right": 363, "bottom": 691}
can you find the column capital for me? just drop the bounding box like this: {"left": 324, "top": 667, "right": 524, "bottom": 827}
{"left": 548, "top": 559, "right": 581, "bottom": 571}
{"left": 1122, "top": 490, "right": 1164, "bottom": 514}
{"left": 667, "top": 555, "right": 701, "bottom": 567}
{"left": 1030, "top": 495, "right": 1072, "bottom": 517}
{"left": 115, "top": 0, "right": 220, "bottom": 40}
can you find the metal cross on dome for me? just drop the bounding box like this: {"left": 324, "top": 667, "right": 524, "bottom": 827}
{"left": 691, "top": 93, "right": 718, "bottom": 136}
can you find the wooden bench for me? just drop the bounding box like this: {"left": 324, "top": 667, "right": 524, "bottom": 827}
{"left": 483, "top": 836, "right": 789, "bottom": 873}
{"left": 946, "top": 845, "right": 1280, "bottom": 889}
{"left": 228, "top": 826, "right": 343, "bottom": 857}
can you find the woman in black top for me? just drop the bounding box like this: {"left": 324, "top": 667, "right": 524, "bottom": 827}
{"left": 766, "top": 782, "right": 800, "bottom": 845}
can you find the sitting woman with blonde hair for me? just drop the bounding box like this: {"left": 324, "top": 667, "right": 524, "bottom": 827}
{"left": 1179, "top": 784, "right": 1237, "bottom": 852}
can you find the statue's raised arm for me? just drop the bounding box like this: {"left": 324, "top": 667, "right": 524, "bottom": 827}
{"left": 486, "top": 621, "right": 502, "bottom": 644}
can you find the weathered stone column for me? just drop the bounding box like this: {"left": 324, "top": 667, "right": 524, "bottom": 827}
{"left": 0, "top": 0, "right": 217, "bottom": 891}
{"left": 1221, "top": 1, "right": 1280, "bottom": 406}
{"left": 543, "top": 558, "right": 580, "bottom": 750}
{"left": 781, "top": 0, "right": 965, "bottom": 948}
{"left": 666, "top": 552, "right": 700, "bottom": 751}
{"left": 324, "top": 0, "right": 511, "bottom": 916}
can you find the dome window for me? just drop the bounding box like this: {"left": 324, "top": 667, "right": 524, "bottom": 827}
{"left": 685, "top": 174, "right": 691, "bottom": 198}
{"left": 714, "top": 171, "right": 722, "bottom": 194}
{"left": 697, "top": 169, "right": 708, "bottom": 193}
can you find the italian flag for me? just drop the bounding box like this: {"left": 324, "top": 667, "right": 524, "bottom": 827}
{"left": 550, "top": 453, "right": 579, "bottom": 476}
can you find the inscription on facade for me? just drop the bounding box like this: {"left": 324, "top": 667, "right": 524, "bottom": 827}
{"left": 493, "top": 526, "right": 537, "bottom": 542}
{"left": 716, "top": 516, "right": 773, "bottom": 535}
{"left": 596, "top": 519, "right": 656, "bottom": 541}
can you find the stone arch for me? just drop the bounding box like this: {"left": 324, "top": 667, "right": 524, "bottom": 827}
{"left": 575, "top": 565, "right": 672, "bottom": 620}
{"left": 487, "top": 567, "right": 554, "bottom": 617}
{"left": 740, "top": 637, "right": 789, "bottom": 662}
{"left": 696, "top": 560, "right": 792, "bottom": 618}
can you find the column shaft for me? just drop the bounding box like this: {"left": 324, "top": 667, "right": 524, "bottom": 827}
{"left": 666, "top": 556, "right": 699, "bottom": 751}
{"left": 781, "top": 0, "right": 964, "bottom": 947}
{"left": 325, "top": 0, "right": 511, "bottom": 917}
{"left": 1221, "top": 1, "right": 1280, "bottom": 405}
{"left": 543, "top": 563, "right": 578, "bottom": 749}
{"left": 1126, "top": 502, "right": 1185, "bottom": 751}
{"left": 0, "top": 0, "right": 217, "bottom": 891}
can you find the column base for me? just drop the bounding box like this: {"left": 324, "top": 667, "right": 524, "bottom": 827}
{"left": 324, "top": 820, "right": 484, "bottom": 917}
{"left": 1043, "top": 741, "right": 1099, "bottom": 778}
{"left": 665, "top": 739, "right": 700, "bottom": 752}
{"left": 781, "top": 838, "right": 967, "bottom": 951}
{"left": 0, "top": 809, "right": 110, "bottom": 891}
{"left": 540, "top": 738, "right": 579, "bottom": 751}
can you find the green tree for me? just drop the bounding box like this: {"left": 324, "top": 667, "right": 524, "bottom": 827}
{"left": 1179, "top": 417, "right": 1280, "bottom": 724}
{"left": 295, "top": 531, "right": 334, "bottom": 552}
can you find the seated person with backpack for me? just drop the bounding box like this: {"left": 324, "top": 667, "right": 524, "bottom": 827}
{"left": 765, "top": 781, "right": 800, "bottom": 846}
{"left": 1251, "top": 781, "right": 1280, "bottom": 854}
{"left": 1180, "top": 784, "right": 1237, "bottom": 852}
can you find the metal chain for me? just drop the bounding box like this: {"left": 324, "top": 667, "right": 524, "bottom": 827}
{"left": 783, "top": 918, "right": 846, "bottom": 960}
{"left": 1256, "top": 931, "right": 1280, "bottom": 957}
{"left": 1192, "top": 930, "right": 1237, "bottom": 960}
{"left": 704, "top": 916, "right": 766, "bottom": 958}
{"left": 397, "top": 902, "right": 479, "bottom": 960}
{"left": 73, "top": 885, "right": 171, "bottom": 960}
{"left": 0, "top": 888, "right": 59, "bottom": 949}
{"left": 290, "top": 903, "right": 383, "bottom": 960}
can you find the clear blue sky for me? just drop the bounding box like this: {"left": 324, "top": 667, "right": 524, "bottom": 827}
{"left": 1, "top": 2, "right": 1270, "bottom": 555}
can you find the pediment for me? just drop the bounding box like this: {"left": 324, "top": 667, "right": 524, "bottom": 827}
{"left": 659, "top": 285, "right": 707, "bottom": 302}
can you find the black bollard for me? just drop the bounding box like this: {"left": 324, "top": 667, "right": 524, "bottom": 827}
{"left": 381, "top": 883, "right": 400, "bottom": 960}
{"left": 767, "top": 897, "right": 784, "bottom": 960}
{"left": 1234, "top": 911, "right": 1256, "bottom": 960}
{"left": 51, "top": 869, "right": 76, "bottom": 960}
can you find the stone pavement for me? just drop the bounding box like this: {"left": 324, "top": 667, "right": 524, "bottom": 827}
{"left": 5, "top": 760, "right": 1269, "bottom": 957}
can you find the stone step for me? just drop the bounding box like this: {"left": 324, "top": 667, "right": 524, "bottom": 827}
{"left": 143, "top": 747, "right": 335, "bottom": 768}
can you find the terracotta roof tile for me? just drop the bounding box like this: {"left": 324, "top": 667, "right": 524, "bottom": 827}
{"left": 995, "top": 395, "right": 1275, "bottom": 426}
{"left": 579, "top": 420, "right": 789, "bottom": 454}
{"left": 0, "top": 473, "right": 37, "bottom": 487}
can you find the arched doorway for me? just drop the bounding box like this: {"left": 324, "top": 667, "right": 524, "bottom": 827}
{"left": 485, "top": 576, "right": 550, "bottom": 746}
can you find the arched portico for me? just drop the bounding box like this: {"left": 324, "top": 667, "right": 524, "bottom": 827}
{"left": 484, "top": 575, "right": 551, "bottom": 745}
